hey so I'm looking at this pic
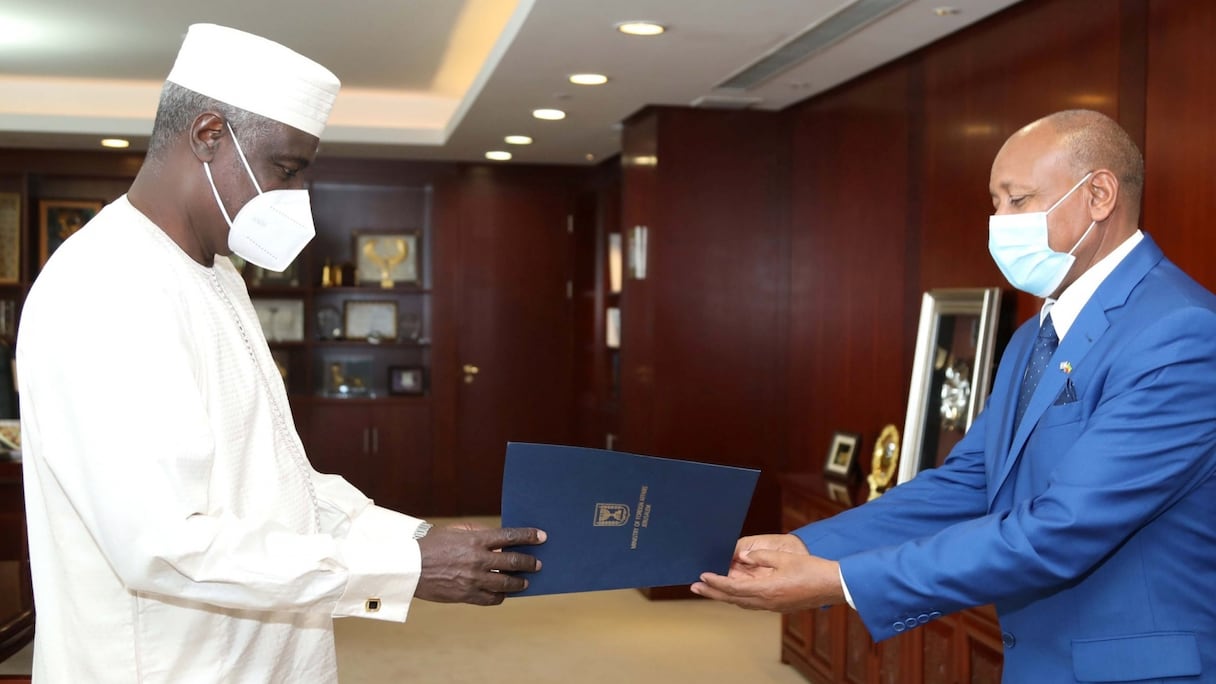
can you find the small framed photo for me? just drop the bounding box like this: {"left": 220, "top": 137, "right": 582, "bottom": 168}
{"left": 0, "top": 193, "right": 20, "bottom": 284}
{"left": 353, "top": 230, "right": 420, "bottom": 288}
{"left": 39, "top": 199, "right": 103, "bottom": 266}
{"left": 251, "top": 298, "right": 305, "bottom": 342}
{"left": 388, "top": 366, "right": 425, "bottom": 395}
{"left": 344, "top": 300, "right": 399, "bottom": 341}
{"left": 824, "top": 431, "right": 862, "bottom": 480}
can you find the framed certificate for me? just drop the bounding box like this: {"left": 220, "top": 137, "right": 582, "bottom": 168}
{"left": 343, "top": 300, "right": 399, "bottom": 341}
{"left": 0, "top": 193, "right": 19, "bottom": 284}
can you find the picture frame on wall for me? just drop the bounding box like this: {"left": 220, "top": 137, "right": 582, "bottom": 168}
{"left": 0, "top": 193, "right": 20, "bottom": 284}
{"left": 824, "top": 431, "right": 862, "bottom": 480}
{"left": 344, "top": 300, "right": 399, "bottom": 341}
{"left": 353, "top": 230, "right": 420, "bottom": 288}
{"left": 387, "top": 366, "right": 424, "bottom": 395}
{"left": 898, "top": 287, "right": 1002, "bottom": 485}
{"left": 39, "top": 199, "right": 103, "bottom": 266}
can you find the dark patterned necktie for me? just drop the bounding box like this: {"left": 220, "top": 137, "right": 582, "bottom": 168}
{"left": 1015, "top": 313, "right": 1058, "bottom": 430}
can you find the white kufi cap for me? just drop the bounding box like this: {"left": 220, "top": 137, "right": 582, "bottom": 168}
{"left": 166, "top": 23, "right": 340, "bottom": 138}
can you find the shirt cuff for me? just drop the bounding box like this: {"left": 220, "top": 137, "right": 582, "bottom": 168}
{"left": 839, "top": 566, "right": 857, "bottom": 610}
{"left": 333, "top": 505, "right": 425, "bottom": 622}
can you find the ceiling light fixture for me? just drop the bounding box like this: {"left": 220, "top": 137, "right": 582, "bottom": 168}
{"left": 532, "top": 108, "right": 566, "bottom": 121}
{"left": 616, "top": 21, "right": 665, "bottom": 36}
{"left": 485, "top": 151, "right": 512, "bottom": 161}
{"left": 504, "top": 135, "right": 533, "bottom": 145}
{"left": 100, "top": 138, "right": 130, "bottom": 149}
{"left": 569, "top": 73, "right": 609, "bottom": 86}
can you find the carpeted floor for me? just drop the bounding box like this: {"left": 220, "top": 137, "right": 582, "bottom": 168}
{"left": 335, "top": 585, "right": 803, "bottom": 683}
{"left": 2, "top": 517, "right": 806, "bottom": 683}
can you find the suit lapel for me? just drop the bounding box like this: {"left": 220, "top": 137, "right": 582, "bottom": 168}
{"left": 990, "top": 235, "right": 1165, "bottom": 498}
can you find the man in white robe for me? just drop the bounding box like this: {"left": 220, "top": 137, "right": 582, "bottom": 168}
{"left": 17, "top": 24, "right": 544, "bottom": 682}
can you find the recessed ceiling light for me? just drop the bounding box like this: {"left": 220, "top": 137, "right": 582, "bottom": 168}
{"left": 532, "top": 108, "right": 566, "bottom": 121}
{"left": 585, "top": 153, "right": 596, "bottom": 162}
{"left": 485, "top": 151, "right": 512, "bottom": 161}
{"left": 504, "top": 135, "right": 533, "bottom": 145}
{"left": 569, "top": 73, "right": 609, "bottom": 86}
{"left": 933, "top": 6, "right": 961, "bottom": 16}
{"left": 616, "top": 21, "right": 665, "bottom": 36}
{"left": 100, "top": 138, "right": 130, "bottom": 149}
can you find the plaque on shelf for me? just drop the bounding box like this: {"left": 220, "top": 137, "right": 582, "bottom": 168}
{"left": 344, "top": 300, "right": 399, "bottom": 342}
{"left": 353, "top": 231, "right": 420, "bottom": 288}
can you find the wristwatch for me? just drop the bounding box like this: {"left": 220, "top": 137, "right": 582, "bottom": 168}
{"left": 413, "top": 521, "right": 433, "bottom": 539}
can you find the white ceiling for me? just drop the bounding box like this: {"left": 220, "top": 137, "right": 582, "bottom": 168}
{"left": 0, "top": 0, "right": 1020, "bottom": 164}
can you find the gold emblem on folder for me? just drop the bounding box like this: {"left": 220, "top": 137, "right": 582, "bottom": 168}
{"left": 593, "top": 503, "right": 631, "bottom": 527}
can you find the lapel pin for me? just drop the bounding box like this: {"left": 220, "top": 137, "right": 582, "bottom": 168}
{"left": 1059, "top": 361, "right": 1073, "bottom": 374}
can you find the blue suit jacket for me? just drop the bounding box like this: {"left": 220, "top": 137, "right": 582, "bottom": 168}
{"left": 796, "top": 235, "right": 1216, "bottom": 683}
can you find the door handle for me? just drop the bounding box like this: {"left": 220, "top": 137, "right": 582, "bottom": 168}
{"left": 462, "top": 364, "right": 480, "bottom": 384}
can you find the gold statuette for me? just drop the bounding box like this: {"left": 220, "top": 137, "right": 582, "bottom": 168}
{"left": 867, "top": 424, "right": 901, "bottom": 501}
{"left": 362, "top": 238, "right": 409, "bottom": 289}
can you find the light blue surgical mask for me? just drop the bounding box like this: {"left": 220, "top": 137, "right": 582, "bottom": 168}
{"left": 988, "top": 172, "right": 1096, "bottom": 298}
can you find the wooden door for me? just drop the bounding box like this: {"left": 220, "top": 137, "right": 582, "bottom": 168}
{"left": 442, "top": 168, "right": 575, "bottom": 514}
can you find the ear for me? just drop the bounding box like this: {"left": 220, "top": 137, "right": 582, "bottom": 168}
{"left": 1086, "top": 169, "right": 1118, "bottom": 222}
{"left": 189, "top": 112, "right": 227, "bottom": 163}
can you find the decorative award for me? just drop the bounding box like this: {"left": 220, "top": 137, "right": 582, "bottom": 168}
{"left": 362, "top": 238, "right": 408, "bottom": 289}
{"left": 867, "top": 424, "right": 901, "bottom": 501}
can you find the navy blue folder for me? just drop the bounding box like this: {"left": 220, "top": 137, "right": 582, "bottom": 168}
{"left": 501, "top": 442, "right": 760, "bottom": 596}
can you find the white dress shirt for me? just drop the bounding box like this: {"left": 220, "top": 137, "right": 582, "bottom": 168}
{"left": 19, "top": 196, "right": 424, "bottom": 682}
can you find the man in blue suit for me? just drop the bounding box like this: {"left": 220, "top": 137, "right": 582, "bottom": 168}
{"left": 693, "top": 110, "right": 1216, "bottom": 682}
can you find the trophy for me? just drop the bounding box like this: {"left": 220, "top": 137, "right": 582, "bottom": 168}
{"left": 867, "top": 424, "right": 901, "bottom": 501}
{"left": 362, "top": 238, "right": 409, "bottom": 289}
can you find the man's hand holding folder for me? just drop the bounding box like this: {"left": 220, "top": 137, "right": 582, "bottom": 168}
{"left": 501, "top": 443, "right": 760, "bottom": 596}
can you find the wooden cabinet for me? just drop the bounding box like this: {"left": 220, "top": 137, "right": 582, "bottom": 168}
{"left": 0, "top": 461, "right": 32, "bottom": 662}
{"left": 302, "top": 399, "right": 432, "bottom": 514}
{"left": 778, "top": 474, "right": 1003, "bottom": 684}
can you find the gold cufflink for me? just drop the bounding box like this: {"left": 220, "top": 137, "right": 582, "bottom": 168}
{"left": 365, "top": 598, "right": 381, "bottom": 612}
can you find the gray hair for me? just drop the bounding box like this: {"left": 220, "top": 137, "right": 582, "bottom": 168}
{"left": 146, "top": 81, "right": 275, "bottom": 163}
{"left": 1044, "top": 109, "right": 1145, "bottom": 209}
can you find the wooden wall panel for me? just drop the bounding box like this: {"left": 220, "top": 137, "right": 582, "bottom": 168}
{"left": 786, "top": 64, "right": 915, "bottom": 478}
{"left": 646, "top": 108, "right": 790, "bottom": 533}
{"left": 1144, "top": 0, "right": 1216, "bottom": 290}
{"left": 919, "top": 0, "right": 1129, "bottom": 324}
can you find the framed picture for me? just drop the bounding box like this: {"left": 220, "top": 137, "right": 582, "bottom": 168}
{"left": 824, "top": 431, "right": 861, "bottom": 480}
{"left": 353, "top": 230, "right": 420, "bottom": 288}
{"left": 0, "top": 419, "right": 19, "bottom": 452}
{"left": 39, "top": 199, "right": 103, "bottom": 266}
{"left": 0, "top": 193, "right": 20, "bottom": 284}
{"left": 898, "top": 287, "right": 1002, "bottom": 485}
{"left": 344, "top": 300, "right": 399, "bottom": 341}
{"left": 251, "top": 298, "right": 305, "bottom": 342}
{"left": 388, "top": 366, "right": 424, "bottom": 395}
